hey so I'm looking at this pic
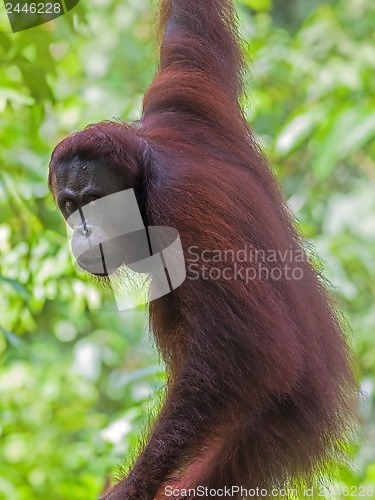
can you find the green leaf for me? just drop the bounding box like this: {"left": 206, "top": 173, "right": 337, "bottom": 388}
{"left": 0, "top": 276, "right": 29, "bottom": 299}
{"left": 0, "top": 327, "right": 25, "bottom": 348}
{"left": 340, "top": 111, "right": 375, "bottom": 158}
{"left": 239, "top": 0, "right": 272, "bottom": 12}
{"left": 275, "top": 107, "right": 325, "bottom": 155}
{"left": 313, "top": 106, "right": 375, "bottom": 179}
{"left": 0, "top": 88, "right": 34, "bottom": 106}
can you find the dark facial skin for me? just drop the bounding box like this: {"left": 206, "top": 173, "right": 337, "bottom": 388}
{"left": 50, "top": 157, "right": 127, "bottom": 219}
{"left": 49, "top": 157, "right": 140, "bottom": 276}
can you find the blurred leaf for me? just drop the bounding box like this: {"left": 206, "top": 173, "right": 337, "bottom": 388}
{"left": 0, "top": 327, "right": 25, "bottom": 348}
{"left": 0, "top": 275, "right": 29, "bottom": 299}
{"left": 239, "top": 0, "right": 272, "bottom": 12}
{"left": 0, "top": 88, "right": 35, "bottom": 106}
{"left": 275, "top": 106, "right": 325, "bottom": 155}
{"left": 313, "top": 106, "right": 375, "bottom": 179}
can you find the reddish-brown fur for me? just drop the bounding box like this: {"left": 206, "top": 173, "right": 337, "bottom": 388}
{"left": 49, "top": 1, "right": 357, "bottom": 498}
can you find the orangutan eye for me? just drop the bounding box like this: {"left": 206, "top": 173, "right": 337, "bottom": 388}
{"left": 65, "top": 200, "right": 75, "bottom": 213}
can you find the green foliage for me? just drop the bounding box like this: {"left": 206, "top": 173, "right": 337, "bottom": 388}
{"left": 0, "top": 0, "right": 374, "bottom": 498}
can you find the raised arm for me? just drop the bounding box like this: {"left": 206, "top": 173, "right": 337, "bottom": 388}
{"left": 143, "top": 0, "right": 244, "bottom": 118}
